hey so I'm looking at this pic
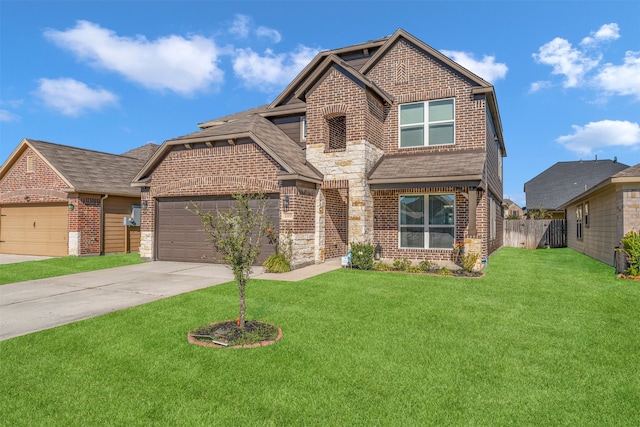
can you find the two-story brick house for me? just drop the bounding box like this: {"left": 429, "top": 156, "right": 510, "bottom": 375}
{"left": 132, "top": 29, "right": 506, "bottom": 267}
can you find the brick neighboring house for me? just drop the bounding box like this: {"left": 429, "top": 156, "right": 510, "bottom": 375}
{"left": 504, "top": 199, "right": 524, "bottom": 219}
{"left": 0, "top": 139, "right": 158, "bottom": 256}
{"left": 560, "top": 163, "right": 640, "bottom": 267}
{"left": 524, "top": 159, "right": 629, "bottom": 219}
{"left": 132, "top": 29, "right": 506, "bottom": 267}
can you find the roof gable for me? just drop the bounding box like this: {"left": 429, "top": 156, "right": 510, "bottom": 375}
{"left": 133, "top": 115, "right": 322, "bottom": 185}
{"left": 1, "top": 138, "right": 154, "bottom": 197}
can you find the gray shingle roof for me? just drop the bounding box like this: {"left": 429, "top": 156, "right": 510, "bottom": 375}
{"left": 524, "top": 159, "right": 629, "bottom": 210}
{"left": 27, "top": 139, "right": 157, "bottom": 197}
{"left": 368, "top": 150, "right": 486, "bottom": 184}
{"left": 613, "top": 163, "right": 640, "bottom": 178}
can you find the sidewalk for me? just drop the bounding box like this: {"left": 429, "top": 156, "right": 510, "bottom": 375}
{"left": 256, "top": 257, "right": 342, "bottom": 281}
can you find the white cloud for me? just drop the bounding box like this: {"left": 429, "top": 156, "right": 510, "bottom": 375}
{"left": 556, "top": 120, "right": 640, "bottom": 155}
{"left": 232, "top": 45, "right": 320, "bottom": 90}
{"left": 35, "top": 78, "right": 118, "bottom": 116}
{"left": 44, "top": 20, "right": 223, "bottom": 96}
{"left": 256, "top": 26, "right": 282, "bottom": 43}
{"left": 440, "top": 50, "right": 508, "bottom": 83}
{"left": 230, "top": 15, "right": 250, "bottom": 38}
{"left": 595, "top": 51, "right": 640, "bottom": 100}
{"left": 529, "top": 80, "right": 553, "bottom": 93}
{"left": 229, "top": 15, "right": 281, "bottom": 43}
{"left": 532, "top": 37, "right": 600, "bottom": 88}
{"left": 0, "top": 109, "right": 19, "bottom": 122}
{"left": 581, "top": 23, "right": 620, "bottom": 46}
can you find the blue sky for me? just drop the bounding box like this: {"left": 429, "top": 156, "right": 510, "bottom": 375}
{"left": 1, "top": 0, "right": 639, "bottom": 207}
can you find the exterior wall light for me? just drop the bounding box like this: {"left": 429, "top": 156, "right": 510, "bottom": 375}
{"left": 68, "top": 203, "right": 74, "bottom": 210}
{"left": 374, "top": 243, "right": 382, "bottom": 260}
{"left": 283, "top": 195, "right": 289, "bottom": 211}
{"left": 141, "top": 200, "right": 148, "bottom": 209}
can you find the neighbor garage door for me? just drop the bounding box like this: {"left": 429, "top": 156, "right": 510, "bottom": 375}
{"left": 0, "top": 204, "right": 68, "bottom": 256}
{"left": 156, "top": 196, "right": 279, "bottom": 264}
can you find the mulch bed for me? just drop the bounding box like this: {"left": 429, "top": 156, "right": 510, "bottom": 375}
{"left": 188, "top": 320, "right": 282, "bottom": 349}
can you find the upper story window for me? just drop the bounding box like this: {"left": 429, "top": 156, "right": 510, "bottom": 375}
{"left": 399, "top": 98, "right": 455, "bottom": 148}
{"left": 326, "top": 114, "right": 346, "bottom": 152}
{"left": 300, "top": 116, "right": 307, "bottom": 142}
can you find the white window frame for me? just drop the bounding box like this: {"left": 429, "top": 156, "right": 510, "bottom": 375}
{"left": 398, "top": 98, "right": 455, "bottom": 148}
{"left": 398, "top": 193, "right": 455, "bottom": 249}
{"left": 300, "top": 116, "right": 307, "bottom": 142}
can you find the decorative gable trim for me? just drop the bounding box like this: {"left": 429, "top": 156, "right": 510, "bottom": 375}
{"left": 396, "top": 88, "right": 458, "bottom": 104}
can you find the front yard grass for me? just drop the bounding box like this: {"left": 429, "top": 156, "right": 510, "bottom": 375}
{"left": 1, "top": 247, "right": 639, "bottom": 426}
{"left": 0, "top": 253, "right": 144, "bottom": 285}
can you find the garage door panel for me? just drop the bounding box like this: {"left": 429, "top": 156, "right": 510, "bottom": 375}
{"left": 156, "top": 196, "right": 279, "bottom": 264}
{"left": 0, "top": 204, "right": 68, "bottom": 257}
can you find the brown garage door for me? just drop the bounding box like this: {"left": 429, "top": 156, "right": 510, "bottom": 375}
{"left": 156, "top": 196, "right": 279, "bottom": 264}
{"left": 0, "top": 204, "right": 68, "bottom": 256}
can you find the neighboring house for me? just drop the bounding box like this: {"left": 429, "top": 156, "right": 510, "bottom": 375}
{"left": 0, "top": 139, "right": 158, "bottom": 257}
{"left": 524, "top": 159, "right": 629, "bottom": 219}
{"left": 132, "top": 29, "right": 506, "bottom": 267}
{"left": 504, "top": 198, "right": 524, "bottom": 219}
{"left": 560, "top": 163, "right": 640, "bottom": 267}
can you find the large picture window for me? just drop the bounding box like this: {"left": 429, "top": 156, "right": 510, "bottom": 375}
{"left": 399, "top": 99, "right": 455, "bottom": 147}
{"left": 399, "top": 194, "right": 455, "bottom": 249}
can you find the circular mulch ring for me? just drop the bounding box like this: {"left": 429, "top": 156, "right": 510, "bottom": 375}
{"left": 188, "top": 320, "right": 282, "bottom": 349}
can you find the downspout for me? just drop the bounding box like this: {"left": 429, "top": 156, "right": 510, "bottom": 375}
{"left": 100, "top": 194, "right": 109, "bottom": 255}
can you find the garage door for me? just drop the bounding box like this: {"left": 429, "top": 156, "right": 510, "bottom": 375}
{"left": 156, "top": 196, "right": 279, "bottom": 264}
{"left": 0, "top": 204, "right": 68, "bottom": 256}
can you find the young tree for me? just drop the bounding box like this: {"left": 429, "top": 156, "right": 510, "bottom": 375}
{"left": 190, "top": 191, "right": 272, "bottom": 329}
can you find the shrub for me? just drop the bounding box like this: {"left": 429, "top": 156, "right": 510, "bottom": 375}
{"left": 350, "top": 242, "right": 374, "bottom": 270}
{"left": 373, "top": 261, "right": 393, "bottom": 271}
{"left": 620, "top": 231, "right": 640, "bottom": 276}
{"left": 392, "top": 258, "right": 412, "bottom": 271}
{"left": 461, "top": 252, "right": 480, "bottom": 272}
{"left": 437, "top": 268, "right": 452, "bottom": 276}
{"left": 263, "top": 253, "right": 291, "bottom": 273}
{"left": 418, "top": 260, "right": 436, "bottom": 272}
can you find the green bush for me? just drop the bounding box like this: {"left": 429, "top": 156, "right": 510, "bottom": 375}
{"left": 350, "top": 243, "right": 374, "bottom": 270}
{"left": 419, "top": 260, "right": 436, "bottom": 272}
{"left": 461, "top": 252, "right": 480, "bottom": 272}
{"left": 373, "top": 261, "right": 393, "bottom": 271}
{"left": 392, "top": 258, "right": 412, "bottom": 271}
{"left": 263, "top": 253, "right": 291, "bottom": 273}
{"left": 620, "top": 231, "right": 640, "bottom": 276}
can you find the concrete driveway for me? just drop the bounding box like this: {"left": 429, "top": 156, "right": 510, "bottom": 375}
{"left": 0, "top": 261, "right": 246, "bottom": 341}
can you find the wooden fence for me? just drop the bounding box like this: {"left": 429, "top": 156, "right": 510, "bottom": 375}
{"left": 503, "top": 219, "right": 566, "bottom": 249}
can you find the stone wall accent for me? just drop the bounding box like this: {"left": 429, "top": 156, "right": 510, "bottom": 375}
{"left": 464, "top": 237, "right": 483, "bottom": 271}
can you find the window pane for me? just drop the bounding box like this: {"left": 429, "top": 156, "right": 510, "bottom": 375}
{"left": 429, "top": 123, "right": 454, "bottom": 145}
{"left": 400, "top": 196, "right": 424, "bottom": 225}
{"left": 400, "top": 103, "right": 424, "bottom": 125}
{"left": 429, "top": 227, "right": 454, "bottom": 248}
{"left": 429, "top": 99, "right": 454, "bottom": 122}
{"left": 401, "top": 127, "right": 424, "bottom": 147}
{"left": 401, "top": 227, "right": 425, "bottom": 248}
{"left": 429, "top": 194, "right": 454, "bottom": 225}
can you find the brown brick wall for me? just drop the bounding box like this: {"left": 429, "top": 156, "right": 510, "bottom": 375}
{"left": 372, "top": 187, "right": 483, "bottom": 262}
{"left": 69, "top": 195, "right": 101, "bottom": 255}
{"left": 306, "top": 68, "right": 385, "bottom": 150}
{"left": 324, "top": 188, "right": 348, "bottom": 259}
{"left": 365, "top": 39, "right": 486, "bottom": 155}
{"left": 0, "top": 148, "right": 68, "bottom": 204}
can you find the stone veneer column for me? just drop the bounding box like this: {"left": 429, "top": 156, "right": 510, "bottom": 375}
{"left": 314, "top": 189, "right": 326, "bottom": 263}
{"left": 307, "top": 139, "right": 383, "bottom": 247}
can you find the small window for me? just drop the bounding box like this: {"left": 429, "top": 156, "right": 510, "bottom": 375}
{"left": 399, "top": 194, "right": 455, "bottom": 249}
{"left": 326, "top": 114, "right": 346, "bottom": 152}
{"left": 300, "top": 116, "right": 307, "bottom": 142}
{"left": 584, "top": 202, "right": 590, "bottom": 228}
{"left": 576, "top": 205, "right": 583, "bottom": 240}
{"left": 26, "top": 156, "right": 35, "bottom": 173}
{"left": 399, "top": 99, "right": 455, "bottom": 147}
{"left": 490, "top": 198, "right": 496, "bottom": 240}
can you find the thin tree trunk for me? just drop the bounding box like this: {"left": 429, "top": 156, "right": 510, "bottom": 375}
{"left": 238, "top": 279, "right": 246, "bottom": 329}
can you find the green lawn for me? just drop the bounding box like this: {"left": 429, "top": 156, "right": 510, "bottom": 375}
{"left": 1, "top": 248, "right": 639, "bottom": 426}
{"left": 0, "top": 253, "right": 144, "bottom": 285}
